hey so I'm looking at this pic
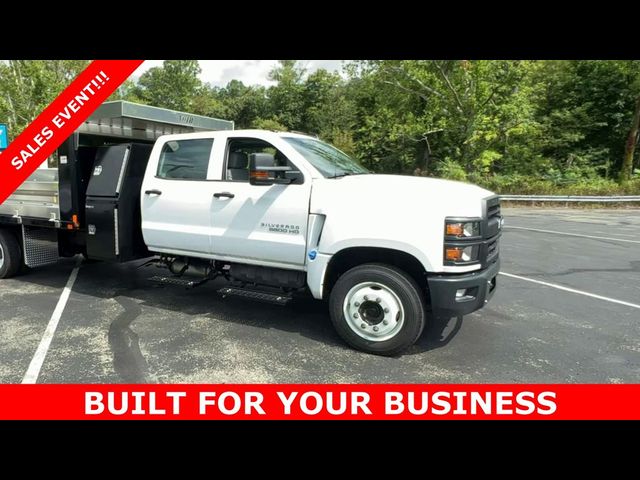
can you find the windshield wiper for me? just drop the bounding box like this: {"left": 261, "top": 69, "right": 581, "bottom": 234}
{"left": 329, "top": 172, "right": 362, "bottom": 179}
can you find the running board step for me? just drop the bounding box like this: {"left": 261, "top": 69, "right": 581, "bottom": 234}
{"left": 218, "top": 287, "right": 291, "bottom": 305}
{"left": 149, "top": 275, "right": 207, "bottom": 288}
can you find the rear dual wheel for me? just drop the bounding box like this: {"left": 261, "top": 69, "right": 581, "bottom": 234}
{"left": 0, "top": 230, "right": 22, "bottom": 279}
{"left": 329, "top": 263, "right": 426, "bottom": 356}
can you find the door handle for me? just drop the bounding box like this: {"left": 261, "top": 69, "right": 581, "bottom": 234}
{"left": 145, "top": 189, "right": 162, "bottom": 196}
{"left": 214, "top": 192, "right": 235, "bottom": 199}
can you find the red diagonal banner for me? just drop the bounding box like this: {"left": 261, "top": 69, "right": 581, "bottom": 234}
{"left": 0, "top": 60, "right": 143, "bottom": 204}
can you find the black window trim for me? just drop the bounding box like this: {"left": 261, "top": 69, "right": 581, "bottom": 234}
{"left": 222, "top": 137, "right": 305, "bottom": 185}
{"left": 155, "top": 137, "right": 215, "bottom": 182}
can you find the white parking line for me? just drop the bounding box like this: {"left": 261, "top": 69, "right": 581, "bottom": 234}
{"left": 500, "top": 272, "right": 640, "bottom": 310}
{"left": 504, "top": 225, "right": 640, "bottom": 244}
{"left": 22, "top": 259, "right": 82, "bottom": 384}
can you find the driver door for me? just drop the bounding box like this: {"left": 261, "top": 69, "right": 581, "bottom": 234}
{"left": 209, "top": 137, "right": 311, "bottom": 269}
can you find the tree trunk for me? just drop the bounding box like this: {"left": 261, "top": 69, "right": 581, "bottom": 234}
{"left": 620, "top": 95, "right": 640, "bottom": 183}
{"left": 422, "top": 137, "right": 431, "bottom": 173}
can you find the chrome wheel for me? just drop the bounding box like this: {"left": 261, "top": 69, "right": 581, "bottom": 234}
{"left": 343, "top": 282, "right": 405, "bottom": 342}
{"left": 0, "top": 242, "right": 4, "bottom": 270}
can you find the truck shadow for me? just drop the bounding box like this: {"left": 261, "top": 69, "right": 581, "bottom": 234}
{"left": 10, "top": 258, "right": 467, "bottom": 380}
{"left": 411, "top": 315, "right": 464, "bottom": 354}
{"left": 108, "top": 296, "right": 154, "bottom": 383}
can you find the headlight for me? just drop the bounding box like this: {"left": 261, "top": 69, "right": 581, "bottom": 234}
{"left": 445, "top": 245, "right": 479, "bottom": 263}
{"left": 444, "top": 217, "right": 482, "bottom": 265}
{"left": 445, "top": 220, "right": 480, "bottom": 238}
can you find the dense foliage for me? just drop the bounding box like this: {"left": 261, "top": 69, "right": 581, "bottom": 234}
{"left": 2, "top": 60, "right": 639, "bottom": 193}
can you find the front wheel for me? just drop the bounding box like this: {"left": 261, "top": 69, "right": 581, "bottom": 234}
{"left": 329, "top": 263, "right": 426, "bottom": 356}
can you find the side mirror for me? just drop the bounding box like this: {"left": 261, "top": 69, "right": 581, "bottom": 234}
{"left": 249, "top": 153, "right": 292, "bottom": 186}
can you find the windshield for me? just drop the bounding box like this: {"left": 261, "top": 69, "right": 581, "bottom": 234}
{"left": 283, "top": 136, "right": 369, "bottom": 178}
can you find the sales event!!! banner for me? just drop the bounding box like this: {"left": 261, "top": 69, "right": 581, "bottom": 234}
{"left": 0, "top": 384, "right": 638, "bottom": 420}
{"left": 0, "top": 60, "right": 143, "bottom": 205}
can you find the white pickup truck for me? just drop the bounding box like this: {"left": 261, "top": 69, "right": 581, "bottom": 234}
{"left": 0, "top": 102, "right": 501, "bottom": 355}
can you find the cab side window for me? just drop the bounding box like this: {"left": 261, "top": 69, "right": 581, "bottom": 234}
{"left": 225, "top": 138, "right": 303, "bottom": 184}
{"left": 157, "top": 138, "right": 213, "bottom": 180}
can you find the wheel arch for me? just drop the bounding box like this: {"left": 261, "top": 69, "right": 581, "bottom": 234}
{"left": 0, "top": 224, "right": 23, "bottom": 252}
{"left": 323, "top": 246, "right": 428, "bottom": 301}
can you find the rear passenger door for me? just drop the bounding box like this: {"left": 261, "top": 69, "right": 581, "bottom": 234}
{"left": 141, "top": 136, "right": 216, "bottom": 256}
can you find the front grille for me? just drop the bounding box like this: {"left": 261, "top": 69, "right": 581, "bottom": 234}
{"left": 487, "top": 239, "right": 498, "bottom": 256}
{"left": 486, "top": 238, "right": 499, "bottom": 264}
{"left": 480, "top": 196, "right": 501, "bottom": 266}
{"left": 488, "top": 204, "right": 501, "bottom": 222}
{"left": 484, "top": 196, "right": 502, "bottom": 239}
{"left": 487, "top": 200, "right": 501, "bottom": 218}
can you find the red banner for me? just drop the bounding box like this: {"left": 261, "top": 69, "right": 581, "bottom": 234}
{"left": 0, "top": 60, "right": 143, "bottom": 204}
{"left": 0, "top": 384, "right": 638, "bottom": 420}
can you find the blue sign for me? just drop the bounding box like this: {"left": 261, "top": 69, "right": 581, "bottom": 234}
{"left": 0, "top": 124, "right": 7, "bottom": 150}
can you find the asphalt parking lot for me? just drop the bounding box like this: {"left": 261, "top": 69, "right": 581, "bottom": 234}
{"left": 1, "top": 207, "right": 639, "bottom": 384}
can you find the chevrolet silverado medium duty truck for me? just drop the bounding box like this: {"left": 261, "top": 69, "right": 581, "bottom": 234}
{"left": 0, "top": 101, "right": 501, "bottom": 355}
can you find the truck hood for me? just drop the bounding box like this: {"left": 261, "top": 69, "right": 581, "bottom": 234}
{"left": 309, "top": 174, "right": 495, "bottom": 272}
{"left": 310, "top": 174, "right": 493, "bottom": 218}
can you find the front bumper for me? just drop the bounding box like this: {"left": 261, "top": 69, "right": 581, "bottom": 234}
{"left": 427, "top": 259, "right": 500, "bottom": 317}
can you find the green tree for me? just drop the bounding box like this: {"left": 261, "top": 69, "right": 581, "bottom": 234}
{"left": 216, "top": 80, "right": 269, "bottom": 128}
{"left": 301, "top": 69, "right": 355, "bottom": 148}
{"left": 620, "top": 95, "right": 640, "bottom": 182}
{"left": 252, "top": 117, "right": 288, "bottom": 131}
{"left": 135, "top": 60, "right": 202, "bottom": 111}
{"left": 3, "top": 59, "right": 639, "bottom": 193}
{"left": 0, "top": 60, "right": 89, "bottom": 138}
{"left": 619, "top": 64, "right": 640, "bottom": 182}
{"left": 267, "top": 60, "right": 306, "bottom": 129}
{"left": 344, "top": 60, "right": 540, "bottom": 177}
{"left": 108, "top": 79, "right": 142, "bottom": 103}
{"left": 532, "top": 60, "right": 640, "bottom": 181}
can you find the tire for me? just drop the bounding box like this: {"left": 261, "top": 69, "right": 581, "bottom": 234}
{"left": 329, "top": 263, "right": 426, "bottom": 356}
{"left": 0, "top": 229, "right": 23, "bottom": 279}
